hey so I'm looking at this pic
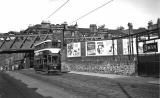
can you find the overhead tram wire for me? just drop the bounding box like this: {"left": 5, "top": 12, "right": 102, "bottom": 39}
{"left": 70, "top": 0, "right": 114, "bottom": 24}
{"left": 47, "top": 0, "right": 70, "bottom": 20}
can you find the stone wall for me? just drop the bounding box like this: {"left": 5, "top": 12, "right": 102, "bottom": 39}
{"left": 61, "top": 40, "right": 136, "bottom": 76}
{"left": 62, "top": 60, "right": 135, "bottom": 75}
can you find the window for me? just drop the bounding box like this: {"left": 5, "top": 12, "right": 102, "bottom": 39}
{"left": 35, "top": 41, "right": 60, "bottom": 51}
{"left": 52, "top": 42, "right": 57, "bottom": 48}
{"left": 44, "top": 42, "right": 47, "bottom": 48}
{"left": 43, "top": 55, "right": 47, "bottom": 63}
{"left": 52, "top": 56, "right": 57, "bottom": 64}
{"left": 44, "top": 42, "right": 51, "bottom": 48}
{"left": 37, "top": 59, "right": 40, "bottom": 65}
{"left": 41, "top": 43, "right": 45, "bottom": 49}
{"left": 48, "top": 55, "right": 52, "bottom": 63}
{"left": 71, "top": 32, "right": 75, "bottom": 36}
{"left": 40, "top": 59, "right": 42, "bottom": 64}
{"left": 35, "top": 44, "right": 42, "bottom": 50}
{"left": 44, "top": 59, "right": 47, "bottom": 63}
{"left": 48, "top": 42, "right": 52, "bottom": 48}
{"left": 57, "top": 42, "right": 61, "bottom": 48}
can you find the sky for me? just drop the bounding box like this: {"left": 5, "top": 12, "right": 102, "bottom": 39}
{"left": 0, "top": 0, "right": 159, "bottom": 33}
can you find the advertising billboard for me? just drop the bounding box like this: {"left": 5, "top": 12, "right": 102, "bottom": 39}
{"left": 140, "top": 39, "right": 160, "bottom": 54}
{"left": 134, "top": 38, "right": 160, "bottom": 54}
{"left": 143, "top": 42, "right": 158, "bottom": 53}
{"left": 86, "top": 40, "right": 117, "bottom": 56}
{"left": 67, "top": 42, "right": 81, "bottom": 57}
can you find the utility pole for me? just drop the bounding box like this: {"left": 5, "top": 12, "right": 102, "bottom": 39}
{"left": 63, "top": 25, "right": 65, "bottom": 46}
{"left": 128, "top": 23, "right": 133, "bottom": 60}
{"left": 62, "top": 22, "right": 67, "bottom": 46}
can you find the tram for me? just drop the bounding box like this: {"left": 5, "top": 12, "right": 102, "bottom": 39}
{"left": 34, "top": 39, "right": 61, "bottom": 73}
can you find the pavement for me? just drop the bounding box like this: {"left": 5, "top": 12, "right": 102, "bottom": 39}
{"left": 69, "top": 71, "right": 160, "bottom": 85}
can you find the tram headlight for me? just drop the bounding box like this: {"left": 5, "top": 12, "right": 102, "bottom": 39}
{"left": 54, "top": 66, "right": 56, "bottom": 69}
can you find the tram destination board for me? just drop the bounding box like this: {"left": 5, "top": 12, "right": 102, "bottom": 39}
{"left": 143, "top": 42, "right": 158, "bottom": 53}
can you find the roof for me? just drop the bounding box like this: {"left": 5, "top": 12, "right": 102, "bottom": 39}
{"left": 34, "top": 48, "right": 61, "bottom": 54}
{"left": 107, "top": 30, "right": 126, "bottom": 35}
{"left": 133, "top": 28, "right": 147, "bottom": 34}
{"left": 34, "top": 40, "right": 52, "bottom": 46}
{"left": 34, "top": 39, "right": 61, "bottom": 47}
{"left": 78, "top": 28, "right": 90, "bottom": 33}
{"left": 123, "top": 28, "right": 147, "bottom": 34}
{"left": 68, "top": 26, "right": 77, "bottom": 30}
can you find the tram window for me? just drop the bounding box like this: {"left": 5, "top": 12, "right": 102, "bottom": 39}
{"left": 37, "top": 44, "right": 41, "bottom": 50}
{"left": 57, "top": 42, "right": 61, "bottom": 48}
{"left": 48, "top": 42, "right": 52, "bottom": 48}
{"left": 42, "top": 43, "right": 45, "bottom": 49}
{"left": 39, "top": 60, "right": 41, "bottom": 64}
{"left": 48, "top": 55, "right": 51, "bottom": 63}
{"left": 37, "top": 60, "right": 40, "bottom": 64}
{"left": 52, "top": 56, "right": 57, "bottom": 63}
{"left": 52, "top": 42, "right": 57, "bottom": 48}
{"left": 37, "top": 60, "right": 40, "bottom": 65}
{"left": 43, "top": 55, "right": 47, "bottom": 63}
{"left": 35, "top": 60, "right": 37, "bottom": 64}
{"left": 35, "top": 45, "right": 38, "bottom": 50}
{"left": 37, "top": 60, "right": 38, "bottom": 64}
{"left": 44, "top": 55, "right": 47, "bottom": 59}
{"left": 44, "top": 42, "right": 47, "bottom": 48}
{"left": 37, "top": 45, "right": 39, "bottom": 50}
{"left": 40, "top": 59, "right": 42, "bottom": 64}
{"left": 44, "top": 58, "right": 47, "bottom": 63}
{"left": 39, "top": 44, "right": 42, "bottom": 49}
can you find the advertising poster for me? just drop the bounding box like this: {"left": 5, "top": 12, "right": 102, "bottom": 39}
{"left": 86, "top": 41, "right": 96, "bottom": 56}
{"left": 157, "top": 39, "right": 160, "bottom": 53}
{"left": 86, "top": 40, "right": 117, "bottom": 56}
{"left": 123, "top": 38, "right": 137, "bottom": 55}
{"left": 96, "top": 40, "right": 116, "bottom": 55}
{"left": 133, "top": 38, "right": 137, "bottom": 54}
{"left": 105, "top": 40, "right": 117, "bottom": 55}
{"left": 122, "top": 39, "right": 129, "bottom": 55}
{"left": 96, "top": 41, "right": 105, "bottom": 55}
{"left": 67, "top": 42, "right": 81, "bottom": 57}
{"left": 112, "top": 40, "right": 117, "bottom": 55}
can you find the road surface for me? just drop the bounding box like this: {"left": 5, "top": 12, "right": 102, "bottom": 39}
{"left": 0, "top": 71, "right": 51, "bottom": 98}
{"left": 1, "top": 70, "right": 160, "bottom": 98}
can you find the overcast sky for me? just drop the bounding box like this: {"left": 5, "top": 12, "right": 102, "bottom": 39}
{"left": 0, "top": 0, "right": 159, "bottom": 33}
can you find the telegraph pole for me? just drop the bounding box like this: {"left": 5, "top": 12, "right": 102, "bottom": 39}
{"left": 62, "top": 22, "right": 67, "bottom": 46}
{"left": 128, "top": 23, "right": 133, "bottom": 60}
{"left": 63, "top": 25, "right": 65, "bottom": 46}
